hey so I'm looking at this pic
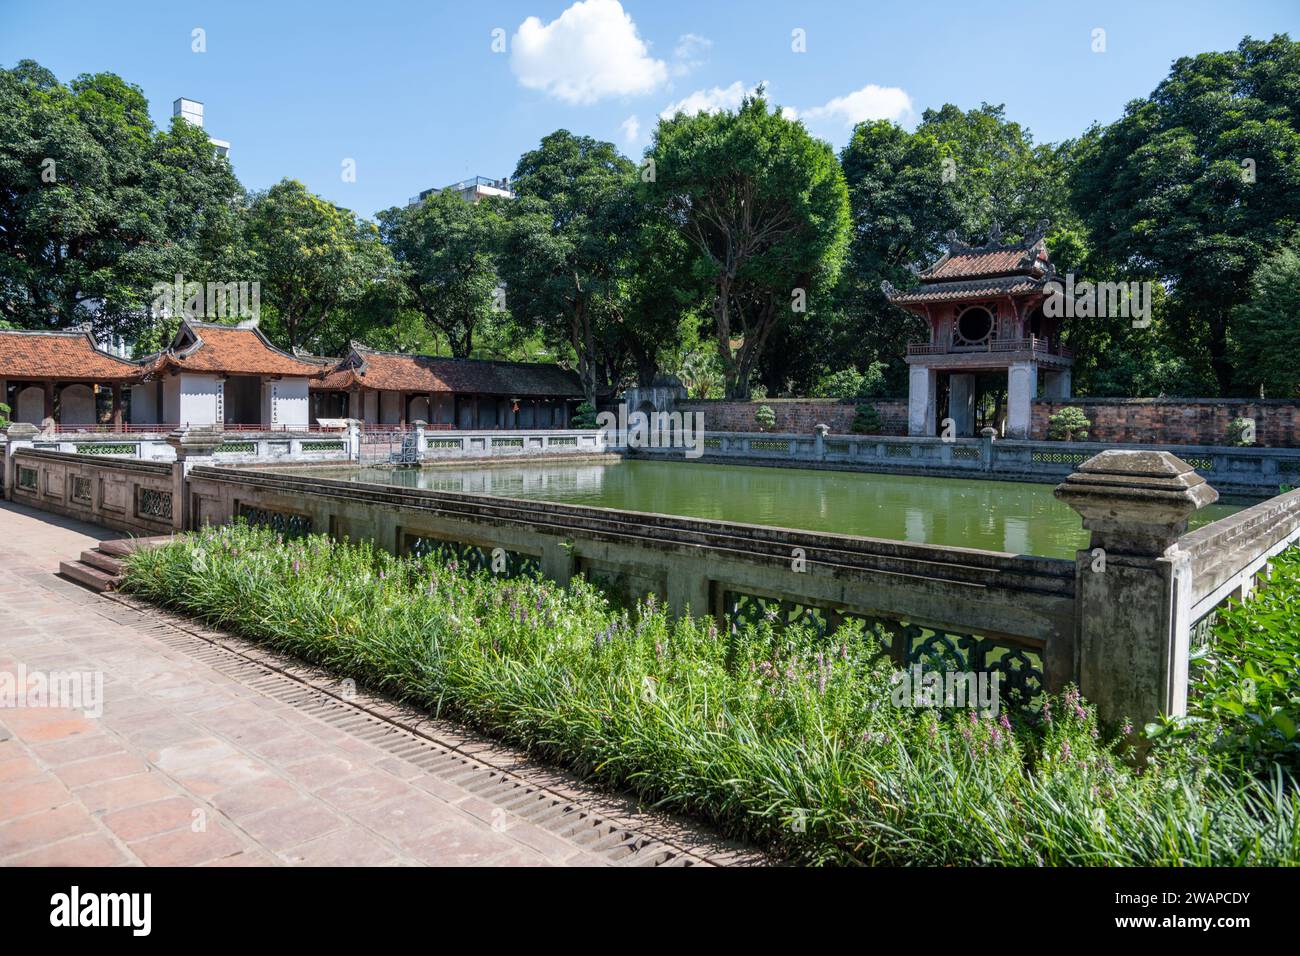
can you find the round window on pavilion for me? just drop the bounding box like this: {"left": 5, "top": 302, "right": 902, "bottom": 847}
{"left": 955, "top": 306, "right": 994, "bottom": 346}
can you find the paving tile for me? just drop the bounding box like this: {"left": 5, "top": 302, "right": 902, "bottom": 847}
{"left": 0, "top": 803, "right": 99, "bottom": 857}
{"left": 6, "top": 833, "right": 130, "bottom": 867}
{"left": 102, "top": 796, "right": 204, "bottom": 842}
{"left": 0, "top": 777, "right": 72, "bottom": 820}
{"left": 51, "top": 752, "right": 150, "bottom": 789}
{"left": 74, "top": 771, "right": 177, "bottom": 813}
{"left": 128, "top": 823, "right": 247, "bottom": 866}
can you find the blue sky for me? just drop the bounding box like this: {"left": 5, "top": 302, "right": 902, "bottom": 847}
{"left": 2, "top": 0, "right": 1296, "bottom": 218}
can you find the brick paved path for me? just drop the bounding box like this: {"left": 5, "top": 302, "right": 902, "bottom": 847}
{"left": 0, "top": 501, "right": 754, "bottom": 867}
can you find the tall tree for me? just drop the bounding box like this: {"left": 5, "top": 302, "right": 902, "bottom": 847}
{"left": 650, "top": 94, "right": 850, "bottom": 399}
{"left": 377, "top": 189, "right": 505, "bottom": 358}
{"left": 0, "top": 60, "right": 245, "bottom": 340}
{"left": 499, "top": 131, "right": 636, "bottom": 403}
{"left": 245, "top": 179, "right": 396, "bottom": 351}
{"left": 1230, "top": 243, "right": 1300, "bottom": 398}
{"left": 1072, "top": 34, "right": 1300, "bottom": 394}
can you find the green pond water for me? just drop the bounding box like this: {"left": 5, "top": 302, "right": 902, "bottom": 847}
{"left": 299, "top": 458, "right": 1246, "bottom": 560}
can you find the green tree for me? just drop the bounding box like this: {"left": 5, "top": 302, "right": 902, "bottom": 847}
{"left": 377, "top": 189, "right": 504, "bottom": 358}
{"left": 650, "top": 94, "right": 850, "bottom": 399}
{"left": 0, "top": 60, "right": 245, "bottom": 339}
{"left": 499, "top": 131, "right": 636, "bottom": 403}
{"left": 1231, "top": 244, "right": 1300, "bottom": 398}
{"left": 246, "top": 179, "right": 397, "bottom": 351}
{"left": 1071, "top": 34, "right": 1300, "bottom": 394}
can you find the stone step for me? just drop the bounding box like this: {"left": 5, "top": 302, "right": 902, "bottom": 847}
{"left": 98, "top": 535, "right": 174, "bottom": 558}
{"left": 80, "top": 549, "right": 126, "bottom": 576}
{"left": 59, "top": 560, "right": 121, "bottom": 593}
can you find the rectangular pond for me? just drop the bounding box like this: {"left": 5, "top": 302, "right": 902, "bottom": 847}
{"left": 280, "top": 458, "right": 1246, "bottom": 560}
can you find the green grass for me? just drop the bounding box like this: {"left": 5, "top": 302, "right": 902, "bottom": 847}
{"left": 122, "top": 522, "right": 1300, "bottom": 866}
{"left": 1154, "top": 548, "right": 1300, "bottom": 775}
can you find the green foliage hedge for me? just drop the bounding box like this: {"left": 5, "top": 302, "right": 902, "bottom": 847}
{"left": 123, "top": 523, "right": 1300, "bottom": 866}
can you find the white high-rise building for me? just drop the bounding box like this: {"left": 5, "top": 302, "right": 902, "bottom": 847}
{"left": 173, "top": 97, "right": 231, "bottom": 159}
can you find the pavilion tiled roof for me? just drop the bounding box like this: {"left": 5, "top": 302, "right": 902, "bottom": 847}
{"left": 884, "top": 220, "right": 1056, "bottom": 307}
{"left": 143, "top": 321, "right": 322, "bottom": 379}
{"left": 314, "top": 345, "right": 583, "bottom": 397}
{"left": 0, "top": 328, "right": 142, "bottom": 382}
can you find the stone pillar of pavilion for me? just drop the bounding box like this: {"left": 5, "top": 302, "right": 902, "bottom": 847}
{"left": 885, "top": 221, "right": 1072, "bottom": 439}
{"left": 1054, "top": 450, "right": 1218, "bottom": 729}
{"left": 165, "top": 425, "right": 226, "bottom": 532}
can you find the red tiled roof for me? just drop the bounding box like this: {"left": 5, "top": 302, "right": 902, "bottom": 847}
{"left": 886, "top": 276, "right": 1045, "bottom": 304}
{"left": 314, "top": 347, "right": 582, "bottom": 397}
{"left": 922, "top": 247, "right": 1036, "bottom": 280}
{"left": 145, "top": 322, "right": 321, "bottom": 378}
{"left": 0, "top": 329, "right": 141, "bottom": 381}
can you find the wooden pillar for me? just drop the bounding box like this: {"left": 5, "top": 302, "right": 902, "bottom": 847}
{"left": 43, "top": 380, "right": 55, "bottom": 421}
{"left": 111, "top": 382, "right": 123, "bottom": 431}
{"left": 428, "top": 392, "right": 436, "bottom": 426}
{"left": 399, "top": 392, "right": 407, "bottom": 427}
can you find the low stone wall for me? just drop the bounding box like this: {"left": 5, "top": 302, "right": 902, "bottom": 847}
{"left": 631, "top": 430, "right": 1300, "bottom": 498}
{"left": 9, "top": 448, "right": 176, "bottom": 536}
{"left": 676, "top": 399, "right": 908, "bottom": 435}
{"left": 1032, "top": 398, "right": 1300, "bottom": 447}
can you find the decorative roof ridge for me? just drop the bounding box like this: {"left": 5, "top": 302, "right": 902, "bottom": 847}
{"left": 0, "top": 324, "right": 143, "bottom": 368}
{"left": 347, "top": 342, "right": 575, "bottom": 373}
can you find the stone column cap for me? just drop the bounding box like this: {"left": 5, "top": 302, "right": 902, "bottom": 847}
{"left": 165, "top": 424, "right": 227, "bottom": 458}
{"left": 4, "top": 422, "right": 38, "bottom": 439}
{"left": 1054, "top": 450, "right": 1218, "bottom": 554}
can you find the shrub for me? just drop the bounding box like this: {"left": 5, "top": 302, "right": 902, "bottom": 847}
{"left": 571, "top": 401, "right": 598, "bottom": 429}
{"left": 1047, "top": 406, "right": 1090, "bottom": 441}
{"left": 754, "top": 404, "right": 776, "bottom": 431}
{"left": 122, "top": 523, "right": 1300, "bottom": 866}
{"left": 0, "top": 401, "right": 9, "bottom": 428}
{"left": 1227, "top": 417, "right": 1256, "bottom": 446}
{"left": 814, "top": 363, "right": 888, "bottom": 400}
{"left": 850, "top": 404, "right": 882, "bottom": 435}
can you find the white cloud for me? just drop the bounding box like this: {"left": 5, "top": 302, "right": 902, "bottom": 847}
{"left": 672, "top": 33, "right": 712, "bottom": 76}
{"left": 659, "top": 80, "right": 752, "bottom": 119}
{"left": 800, "top": 84, "right": 912, "bottom": 127}
{"left": 620, "top": 115, "right": 641, "bottom": 143}
{"left": 511, "top": 0, "right": 668, "bottom": 105}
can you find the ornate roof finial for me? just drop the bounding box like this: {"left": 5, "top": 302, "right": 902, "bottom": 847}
{"left": 944, "top": 229, "right": 959, "bottom": 249}
{"left": 1026, "top": 218, "right": 1051, "bottom": 246}
{"left": 985, "top": 221, "right": 1003, "bottom": 248}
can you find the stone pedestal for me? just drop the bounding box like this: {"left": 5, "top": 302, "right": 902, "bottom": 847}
{"left": 908, "top": 366, "right": 936, "bottom": 437}
{"left": 2, "top": 422, "right": 37, "bottom": 501}
{"left": 166, "top": 426, "right": 226, "bottom": 531}
{"left": 1054, "top": 450, "right": 1218, "bottom": 727}
{"left": 1006, "top": 361, "right": 1037, "bottom": 439}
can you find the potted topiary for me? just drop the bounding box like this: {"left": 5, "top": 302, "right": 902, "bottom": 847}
{"left": 1047, "top": 406, "right": 1090, "bottom": 442}
{"left": 754, "top": 404, "right": 776, "bottom": 432}
{"left": 1227, "top": 417, "right": 1256, "bottom": 446}
{"left": 571, "top": 401, "right": 598, "bottom": 429}
{"left": 850, "top": 404, "right": 882, "bottom": 435}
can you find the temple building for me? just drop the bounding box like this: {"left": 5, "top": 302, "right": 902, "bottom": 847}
{"left": 0, "top": 327, "right": 142, "bottom": 428}
{"left": 311, "top": 343, "right": 583, "bottom": 429}
{"left": 2, "top": 320, "right": 585, "bottom": 432}
{"left": 884, "top": 221, "right": 1072, "bottom": 439}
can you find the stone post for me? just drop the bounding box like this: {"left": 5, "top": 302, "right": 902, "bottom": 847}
{"left": 980, "top": 426, "right": 996, "bottom": 472}
{"left": 1054, "top": 450, "right": 1218, "bottom": 728}
{"left": 412, "top": 420, "right": 426, "bottom": 462}
{"left": 907, "top": 365, "right": 936, "bottom": 437}
{"left": 1006, "top": 361, "right": 1037, "bottom": 438}
{"left": 165, "top": 425, "right": 225, "bottom": 532}
{"left": 3, "top": 422, "right": 37, "bottom": 501}
{"left": 344, "top": 418, "right": 361, "bottom": 462}
{"left": 814, "top": 423, "right": 829, "bottom": 461}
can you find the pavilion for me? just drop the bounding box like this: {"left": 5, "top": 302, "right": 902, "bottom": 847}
{"left": 311, "top": 343, "right": 584, "bottom": 429}
{"left": 0, "top": 327, "right": 142, "bottom": 429}
{"left": 883, "top": 220, "right": 1073, "bottom": 439}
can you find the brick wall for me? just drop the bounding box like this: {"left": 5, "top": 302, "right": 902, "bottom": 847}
{"left": 1032, "top": 399, "right": 1300, "bottom": 447}
{"left": 677, "top": 398, "right": 908, "bottom": 434}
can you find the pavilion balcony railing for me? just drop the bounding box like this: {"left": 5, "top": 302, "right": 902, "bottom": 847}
{"left": 907, "top": 336, "right": 1073, "bottom": 359}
